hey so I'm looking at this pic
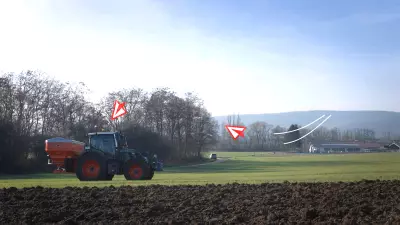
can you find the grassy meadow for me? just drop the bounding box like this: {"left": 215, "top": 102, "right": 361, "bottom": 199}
{"left": 1, "top": 152, "right": 400, "bottom": 188}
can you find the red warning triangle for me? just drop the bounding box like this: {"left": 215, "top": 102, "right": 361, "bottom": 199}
{"left": 111, "top": 100, "right": 127, "bottom": 120}
{"left": 225, "top": 125, "right": 246, "bottom": 140}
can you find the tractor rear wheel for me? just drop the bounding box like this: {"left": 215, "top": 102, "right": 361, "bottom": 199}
{"left": 76, "top": 152, "right": 107, "bottom": 181}
{"left": 123, "top": 160, "right": 150, "bottom": 180}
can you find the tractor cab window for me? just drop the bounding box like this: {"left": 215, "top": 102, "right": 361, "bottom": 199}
{"left": 120, "top": 135, "right": 128, "bottom": 148}
{"left": 115, "top": 133, "right": 128, "bottom": 149}
{"left": 90, "top": 134, "right": 116, "bottom": 154}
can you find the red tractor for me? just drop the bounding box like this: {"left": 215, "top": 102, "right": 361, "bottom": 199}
{"left": 45, "top": 131, "right": 155, "bottom": 181}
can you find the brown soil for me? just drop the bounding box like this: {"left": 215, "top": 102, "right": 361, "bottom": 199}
{"left": 1, "top": 180, "right": 400, "bottom": 224}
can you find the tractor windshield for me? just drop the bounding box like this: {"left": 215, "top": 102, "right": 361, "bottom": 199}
{"left": 90, "top": 134, "right": 116, "bottom": 154}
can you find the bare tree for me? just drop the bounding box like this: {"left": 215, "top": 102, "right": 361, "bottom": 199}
{"left": 271, "top": 126, "right": 286, "bottom": 150}
{"left": 248, "top": 121, "right": 272, "bottom": 150}
{"left": 100, "top": 88, "right": 147, "bottom": 131}
{"left": 193, "top": 108, "right": 218, "bottom": 158}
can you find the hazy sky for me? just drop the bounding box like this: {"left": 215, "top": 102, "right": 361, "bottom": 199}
{"left": 0, "top": 0, "right": 399, "bottom": 116}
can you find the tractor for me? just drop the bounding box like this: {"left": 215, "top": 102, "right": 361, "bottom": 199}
{"left": 45, "top": 131, "right": 156, "bottom": 181}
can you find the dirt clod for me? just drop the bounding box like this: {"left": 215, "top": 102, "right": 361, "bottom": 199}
{"left": 1, "top": 180, "right": 400, "bottom": 224}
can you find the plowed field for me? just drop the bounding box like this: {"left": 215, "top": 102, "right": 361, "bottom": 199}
{"left": 2, "top": 180, "right": 400, "bottom": 224}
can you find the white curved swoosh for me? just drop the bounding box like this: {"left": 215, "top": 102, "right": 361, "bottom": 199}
{"left": 283, "top": 115, "right": 332, "bottom": 145}
{"left": 273, "top": 115, "right": 326, "bottom": 135}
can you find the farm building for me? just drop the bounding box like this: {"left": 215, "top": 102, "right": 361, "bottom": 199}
{"left": 309, "top": 143, "right": 359, "bottom": 153}
{"left": 357, "top": 142, "right": 384, "bottom": 152}
{"left": 309, "top": 141, "right": 383, "bottom": 153}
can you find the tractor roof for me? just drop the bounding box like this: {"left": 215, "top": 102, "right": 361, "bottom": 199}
{"left": 88, "top": 132, "right": 118, "bottom": 135}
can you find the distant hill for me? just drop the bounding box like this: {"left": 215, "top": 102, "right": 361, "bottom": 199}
{"left": 214, "top": 110, "right": 400, "bottom": 137}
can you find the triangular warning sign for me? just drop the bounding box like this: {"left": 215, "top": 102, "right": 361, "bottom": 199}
{"left": 111, "top": 100, "right": 127, "bottom": 120}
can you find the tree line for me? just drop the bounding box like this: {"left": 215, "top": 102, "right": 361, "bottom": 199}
{"left": 0, "top": 71, "right": 219, "bottom": 174}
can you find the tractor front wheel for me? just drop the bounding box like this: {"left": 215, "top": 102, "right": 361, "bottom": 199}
{"left": 76, "top": 153, "right": 107, "bottom": 181}
{"left": 123, "top": 160, "right": 150, "bottom": 180}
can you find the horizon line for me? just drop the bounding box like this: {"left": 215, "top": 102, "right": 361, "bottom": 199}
{"left": 212, "top": 109, "right": 400, "bottom": 117}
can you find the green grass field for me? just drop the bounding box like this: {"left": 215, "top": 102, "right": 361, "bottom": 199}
{"left": 1, "top": 152, "right": 400, "bottom": 188}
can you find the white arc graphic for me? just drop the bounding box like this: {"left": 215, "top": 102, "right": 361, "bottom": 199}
{"left": 274, "top": 115, "right": 332, "bottom": 145}
{"left": 273, "top": 115, "right": 326, "bottom": 135}
{"left": 227, "top": 127, "right": 245, "bottom": 139}
{"left": 282, "top": 115, "right": 332, "bottom": 145}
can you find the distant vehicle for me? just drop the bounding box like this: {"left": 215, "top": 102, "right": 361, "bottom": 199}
{"left": 209, "top": 153, "right": 217, "bottom": 160}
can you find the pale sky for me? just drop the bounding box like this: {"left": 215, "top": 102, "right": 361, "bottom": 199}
{"left": 0, "top": 0, "right": 399, "bottom": 116}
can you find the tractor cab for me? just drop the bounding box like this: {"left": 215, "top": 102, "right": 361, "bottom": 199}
{"left": 86, "top": 132, "right": 128, "bottom": 155}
